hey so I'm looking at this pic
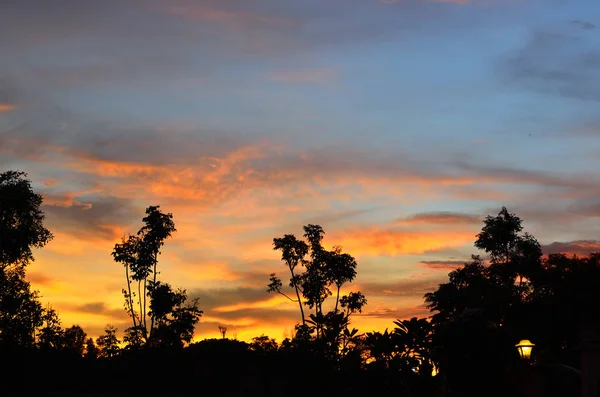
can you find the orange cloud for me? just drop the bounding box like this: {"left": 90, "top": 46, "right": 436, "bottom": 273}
{"left": 331, "top": 228, "right": 475, "bottom": 256}
{"left": 43, "top": 192, "right": 95, "bottom": 209}
{"left": 44, "top": 231, "right": 121, "bottom": 256}
{"left": 18, "top": 136, "right": 542, "bottom": 223}
{"left": 53, "top": 142, "right": 275, "bottom": 208}
{"left": 160, "top": 255, "right": 246, "bottom": 284}
{"left": 0, "top": 103, "right": 16, "bottom": 112}
{"left": 28, "top": 273, "right": 70, "bottom": 294}
{"left": 213, "top": 295, "right": 292, "bottom": 313}
{"left": 27, "top": 271, "right": 54, "bottom": 286}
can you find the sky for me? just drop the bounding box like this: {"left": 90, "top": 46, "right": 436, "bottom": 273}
{"left": 1, "top": 0, "right": 600, "bottom": 342}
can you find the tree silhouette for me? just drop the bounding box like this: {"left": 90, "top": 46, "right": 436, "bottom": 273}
{"left": 423, "top": 207, "right": 593, "bottom": 396}
{"left": 517, "top": 252, "right": 600, "bottom": 356}
{"left": 218, "top": 325, "right": 227, "bottom": 339}
{"left": 147, "top": 281, "right": 202, "bottom": 348}
{"left": 268, "top": 224, "right": 366, "bottom": 359}
{"left": 84, "top": 337, "right": 99, "bottom": 359}
{"left": 37, "top": 305, "right": 64, "bottom": 350}
{"left": 364, "top": 329, "right": 396, "bottom": 369}
{"left": 0, "top": 171, "right": 51, "bottom": 347}
{"left": 0, "top": 170, "right": 53, "bottom": 266}
{"left": 475, "top": 206, "right": 543, "bottom": 294}
{"left": 112, "top": 206, "right": 201, "bottom": 348}
{"left": 64, "top": 325, "right": 87, "bottom": 356}
{"left": 271, "top": 234, "right": 309, "bottom": 326}
{"left": 250, "top": 335, "right": 278, "bottom": 353}
{"left": 426, "top": 208, "right": 544, "bottom": 327}
{"left": 112, "top": 206, "right": 176, "bottom": 342}
{"left": 0, "top": 263, "right": 43, "bottom": 346}
{"left": 393, "top": 317, "right": 434, "bottom": 374}
{"left": 96, "top": 324, "right": 120, "bottom": 358}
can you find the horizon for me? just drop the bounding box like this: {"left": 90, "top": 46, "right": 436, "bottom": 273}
{"left": 1, "top": 0, "right": 600, "bottom": 342}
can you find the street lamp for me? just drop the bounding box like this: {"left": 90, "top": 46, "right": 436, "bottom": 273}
{"left": 515, "top": 339, "right": 535, "bottom": 360}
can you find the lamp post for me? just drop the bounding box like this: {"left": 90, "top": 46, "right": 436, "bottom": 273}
{"left": 514, "top": 338, "right": 583, "bottom": 396}
{"left": 515, "top": 339, "right": 535, "bottom": 361}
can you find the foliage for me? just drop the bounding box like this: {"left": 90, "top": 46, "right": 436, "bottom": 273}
{"left": 424, "top": 206, "right": 600, "bottom": 395}
{"left": 0, "top": 170, "right": 53, "bottom": 267}
{"left": 96, "top": 324, "right": 121, "bottom": 358}
{"left": 268, "top": 224, "right": 366, "bottom": 360}
{"left": 37, "top": 306, "right": 64, "bottom": 350}
{"left": 0, "top": 264, "right": 43, "bottom": 346}
{"left": 0, "top": 171, "right": 50, "bottom": 347}
{"left": 112, "top": 206, "right": 202, "bottom": 347}
{"left": 84, "top": 337, "right": 99, "bottom": 359}
{"left": 64, "top": 325, "right": 87, "bottom": 356}
{"left": 250, "top": 335, "right": 279, "bottom": 353}
{"left": 218, "top": 325, "right": 227, "bottom": 338}
{"left": 148, "top": 281, "right": 203, "bottom": 348}
{"left": 425, "top": 207, "right": 545, "bottom": 327}
{"left": 393, "top": 317, "right": 434, "bottom": 374}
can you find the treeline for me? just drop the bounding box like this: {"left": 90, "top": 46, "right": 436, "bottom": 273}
{"left": 1, "top": 170, "right": 598, "bottom": 396}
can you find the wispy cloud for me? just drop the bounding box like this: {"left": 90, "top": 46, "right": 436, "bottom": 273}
{"left": 542, "top": 240, "right": 600, "bottom": 257}
{"left": 0, "top": 103, "right": 16, "bottom": 112}
{"left": 360, "top": 278, "right": 444, "bottom": 298}
{"left": 72, "top": 302, "right": 129, "bottom": 321}
{"left": 419, "top": 260, "right": 467, "bottom": 270}
{"left": 27, "top": 271, "right": 54, "bottom": 286}
{"left": 358, "top": 305, "right": 430, "bottom": 320}
{"left": 503, "top": 21, "right": 600, "bottom": 101}
{"left": 571, "top": 20, "right": 596, "bottom": 31}
{"left": 42, "top": 195, "right": 136, "bottom": 241}
{"left": 398, "top": 211, "right": 482, "bottom": 225}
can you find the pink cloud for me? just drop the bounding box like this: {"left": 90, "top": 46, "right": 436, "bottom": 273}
{"left": 0, "top": 103, "right": 16, "bottom": 112}
{"left": 542, "top": 240, "right": 600, "bottom": 257}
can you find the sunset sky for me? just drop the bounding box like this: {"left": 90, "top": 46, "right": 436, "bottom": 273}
{"left": 1, "top": 0, "right": 600, "bottom": 342}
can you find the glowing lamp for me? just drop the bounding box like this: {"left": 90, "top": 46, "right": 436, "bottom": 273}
{"left": 515, "top": 339, "right": 535, "bottom": 360}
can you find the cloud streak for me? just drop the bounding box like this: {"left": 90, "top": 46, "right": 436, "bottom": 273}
{"left": 0, "top": 104, "right": 16, "bottom": 112}
{"left": 542, "top": 240, "right": 600, "bottom": 257}
{"left": 398, "top": 211, "right": 482, "bottom": 225}
{"left": 332, "top": 227, "right": 476, "bottom": 256}
{"left": 419, "top": 260, "right": 467, "bottom": 270}
{"left": 504, "top": 22, "right": 600, "bottom": 101}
